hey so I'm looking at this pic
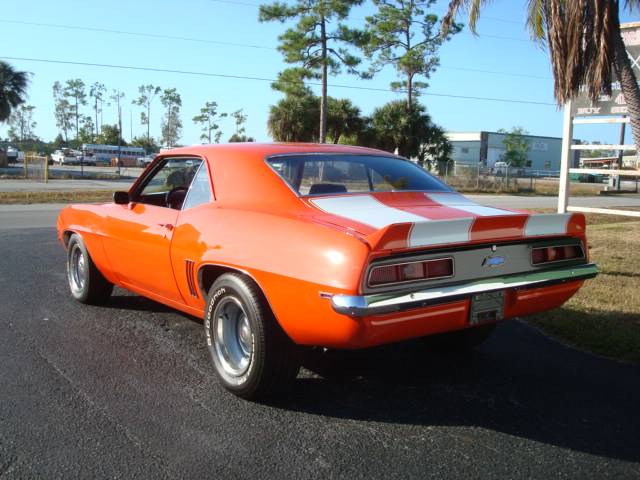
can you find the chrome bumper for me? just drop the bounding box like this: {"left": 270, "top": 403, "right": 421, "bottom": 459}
{"left": 331, "top": 263, "right": 598, "bottom": 317}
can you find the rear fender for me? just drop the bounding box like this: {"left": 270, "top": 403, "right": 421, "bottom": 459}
{"left": 57, "top": 206, "right": 118, "bottom": 285}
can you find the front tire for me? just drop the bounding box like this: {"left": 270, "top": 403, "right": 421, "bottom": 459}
{"left": 204, "top": 273, "right": 299, "bottom": 400}
{"left": 66, "top": 234, "right": 113, "bottom": 304}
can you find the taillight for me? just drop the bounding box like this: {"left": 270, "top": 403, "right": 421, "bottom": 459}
{"left": 531, "top": 244, "right": 584, "bottom": 265}
{"left": 369, "top": 258, "right": 453, "bottom": 287}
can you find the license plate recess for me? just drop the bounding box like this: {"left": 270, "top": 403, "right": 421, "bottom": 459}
{"left": 469, "top": 291, "right": 505, "bottom": 325}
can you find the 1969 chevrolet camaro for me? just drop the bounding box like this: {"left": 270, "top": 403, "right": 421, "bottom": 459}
{"left": 57, "top": 143, "right": 598, "bottom": 399}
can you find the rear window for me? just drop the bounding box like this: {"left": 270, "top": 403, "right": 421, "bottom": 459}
{"left": 267, "top": 154, "right": 451, "bottom": 196}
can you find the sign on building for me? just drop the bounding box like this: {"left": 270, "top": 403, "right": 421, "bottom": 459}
{"left": 531, "top": 140, "right": 548, "bottom": 151}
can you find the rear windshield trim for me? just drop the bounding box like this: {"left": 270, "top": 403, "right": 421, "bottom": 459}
{"left": 264, "top": 152, "right": 452, "bottom": 197}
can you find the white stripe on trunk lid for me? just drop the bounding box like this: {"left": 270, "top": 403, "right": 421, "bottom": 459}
{"left": 310, "top": 195, "right": 428, "bottom": 229}
{"left": 524, "top": 213, "right": 571, "bottom": 236}
{"left": 427, "top": 193, "right": 518, "bottom": 217}
{"left": 409, "top": 218, "right": 474, "bottom": 247}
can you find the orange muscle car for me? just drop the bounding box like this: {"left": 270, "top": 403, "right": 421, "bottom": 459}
{"left": 57, "top": 143, "right": 598, "bottom": 399}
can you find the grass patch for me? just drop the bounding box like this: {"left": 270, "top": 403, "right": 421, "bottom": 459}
{"left": 531, "top": 208, "right": 640, "bottom": 225}
{"left": 528, "top": 217, "right": 640, "bottom": 364}
{"left": 0, "top": 190, "right": 115, "bottom": 204}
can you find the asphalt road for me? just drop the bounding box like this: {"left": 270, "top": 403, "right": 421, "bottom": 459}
{"left": 1, "top": 218, "right": 639, "bottom": 478}
{"left": 0, "top": 204, "right": 65, "bottom": 230}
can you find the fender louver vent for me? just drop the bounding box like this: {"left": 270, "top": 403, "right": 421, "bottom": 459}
{"left": 185, "top": 260, "right": 198, "bottom": 298}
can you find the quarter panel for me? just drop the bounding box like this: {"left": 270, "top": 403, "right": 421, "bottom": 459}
{"left": 57, "top": 204, "right": 118, "bottom": 284}
{"left": 172, "top": 204, "right": 370, "bottom": 340}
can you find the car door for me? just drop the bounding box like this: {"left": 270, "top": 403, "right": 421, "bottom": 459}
{"left": 169, "top": 159, "right": 216, "bottom": 309}
{"left": 102, "top": 156, "right": 202, "bottom": 303}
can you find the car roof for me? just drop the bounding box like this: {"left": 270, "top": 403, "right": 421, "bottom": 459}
{"left": 159, "top": 142, "right": 400, "bottom": 160}
{"left": 146, "top": 143, "right": 404, "bottom": 211}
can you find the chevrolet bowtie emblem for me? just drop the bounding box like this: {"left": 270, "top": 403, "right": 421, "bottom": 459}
{"left": 483, "top": 255, "right": 506, "bottom": 267}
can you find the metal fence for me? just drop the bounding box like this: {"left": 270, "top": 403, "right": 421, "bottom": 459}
{"left": 435, "top": 162, "right": 562, "bottom": 193}
{"left": 24, "top": 154, "right": 49, "bottom": 182}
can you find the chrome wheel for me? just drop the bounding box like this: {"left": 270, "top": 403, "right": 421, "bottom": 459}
{"left": 69, "top": 244, "right": 86, "bottom": 292}
{"left": 213, "top": 296, "right": 254, "bottom": 377}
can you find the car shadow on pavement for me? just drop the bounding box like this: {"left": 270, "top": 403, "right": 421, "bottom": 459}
{"left": 99, "top": 291, "right": 639, "bottom": 463}
{"left": 104, "top": 294, "right": 176, "bottom": 314}
{"left": 270, "top": 321, "right": 640, "bottom": 463}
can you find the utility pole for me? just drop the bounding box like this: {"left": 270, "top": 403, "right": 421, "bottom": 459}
{"left": 616, "top": 117, "right": 626, "bottom": 191}
{"left": 112, "top": 89, "right": 123, "bottom": 176}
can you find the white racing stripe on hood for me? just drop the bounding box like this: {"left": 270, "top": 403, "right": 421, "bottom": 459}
{"left": 409, "top": 218, "right": 474, "bottom": 247}
{"left": 427, "top": 193, "right": 518, "bottom": 217}
{"left": 524, "top": 213, "right": 571, "bottom": 236}
{"left": 310, "top": 195, "right": 428, "bottom": 229}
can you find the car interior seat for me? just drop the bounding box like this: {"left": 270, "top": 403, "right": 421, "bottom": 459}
{"left": 308, "top": 183, "right": 348, "bottom": 195}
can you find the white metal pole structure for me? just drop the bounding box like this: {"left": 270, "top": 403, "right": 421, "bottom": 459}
{"left": 558, "top": 100, "right": 573, "bottom": 213}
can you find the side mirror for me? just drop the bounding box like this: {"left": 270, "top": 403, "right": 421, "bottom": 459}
{"left": 113, "top": 191, "right": 130, "bottom": 205}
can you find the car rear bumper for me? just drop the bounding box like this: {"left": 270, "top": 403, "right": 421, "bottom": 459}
{"left": 331, "top": 263, "right": 599, "bottom": 317}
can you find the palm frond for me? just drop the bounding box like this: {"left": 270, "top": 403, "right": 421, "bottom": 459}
{"left": 542, "top": 0, "right": 618, "bottom": 104}
{"left": 526, "top": 0, "right": 546, "bottom": 42}
{"left": 442, "top": 0, "right": 492, "bottom": 35}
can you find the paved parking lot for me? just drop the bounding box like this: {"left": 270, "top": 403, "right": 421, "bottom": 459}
{"left": 1, "top": 216, "right": 639, "bottom": 478}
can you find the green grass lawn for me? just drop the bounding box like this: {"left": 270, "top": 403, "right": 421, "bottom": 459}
{"left": 0, "top": 190, "right": 115, "bottom": 204}
{"left": 528, "top": 214, "right": 640, "bottom": 364}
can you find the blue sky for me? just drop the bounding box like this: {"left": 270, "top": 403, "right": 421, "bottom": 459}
{"left": 0, "top": 0, "right": 637, "bottom": 146}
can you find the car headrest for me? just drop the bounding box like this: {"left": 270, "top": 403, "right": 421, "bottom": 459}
{"left": 309, "top": 183, "right": 348, "bottom": 195}
{"left": 168, "top": 189, "right": 188, "bottom": 210}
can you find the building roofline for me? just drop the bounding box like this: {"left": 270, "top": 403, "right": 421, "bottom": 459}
{"left": 447, "top": 131, "right": 562, "bottom": 141}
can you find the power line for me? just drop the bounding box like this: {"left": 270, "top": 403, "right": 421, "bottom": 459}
{"left": 481, "top": 16, "right": 522, "bottom": 25}
{"left": 1, "top": 17, "right": 532, "bottom": 48}
{"left": 210, "top": 0, "right": 261, "bottom": 6}
{"left": 466, "top": 32, "right": 531, "bottom": 43}
{"left": 212, "top": 0, "right": 522, "bottom": 24}
{"left": 0, "top": 19, "right": 274, "bottom": 50}
{"left": 439, "top": 65, "right": 550, "bottom": 80}
{"left": 210, "top": 0, "right": 525, "bottom": 27}
{"left": 0, "top": 19, "right": 546, "bottom": 80}
{"left": 0, "top": 55, "right": 557, "bottom": 106}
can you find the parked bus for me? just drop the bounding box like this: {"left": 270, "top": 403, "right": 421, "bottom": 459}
{"left": 82, "top": 144, "right": 146, "bottom": 167}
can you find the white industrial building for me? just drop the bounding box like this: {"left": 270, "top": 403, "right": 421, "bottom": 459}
{"left": 446, "top": 131, "right": 575, "bottom": 171}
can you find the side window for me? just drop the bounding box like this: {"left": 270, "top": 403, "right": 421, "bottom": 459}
{"left": 137, "top": 157, "right": 202, "bottom": 209}
{"left": 182, "top": 162, "right": 213, "bottom": 210}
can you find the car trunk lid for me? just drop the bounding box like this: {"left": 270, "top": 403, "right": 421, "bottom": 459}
{"left": 303, "top": 191, "right": 585, "bottom": 252}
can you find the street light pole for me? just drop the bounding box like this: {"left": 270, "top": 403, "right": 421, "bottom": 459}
{"left": 116, "top": 90, "right": 122, "bottom": 176}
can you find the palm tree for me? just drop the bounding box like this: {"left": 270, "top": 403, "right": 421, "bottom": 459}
{"left": 268, "top": 95, "right": 319, "bottom": 142}
{"left": 441, "top": 0, "right": 640, "bottom": 149}
{"left": 0, "top": 61, "right": 30, "bottom": 123}
{"left": 327, "top": 98, "right": 364, "bottom": 144}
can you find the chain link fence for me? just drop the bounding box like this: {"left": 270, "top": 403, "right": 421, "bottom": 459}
{"left": 431, "top": 161, "right": 605, "bottom": 195}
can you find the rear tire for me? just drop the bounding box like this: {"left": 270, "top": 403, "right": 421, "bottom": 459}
{"left": 204, "top": 273, "right": 299, "bottom": 400}
{"left": 66, "top": 234, "right": 113, "bottom": 304}
{"left": 422, "top": 324, "right": 496, "bottom": 352}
